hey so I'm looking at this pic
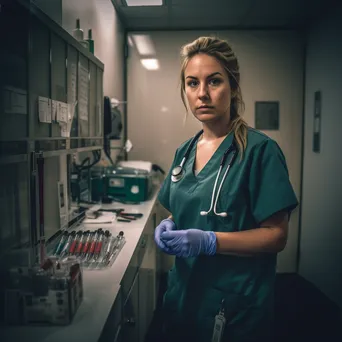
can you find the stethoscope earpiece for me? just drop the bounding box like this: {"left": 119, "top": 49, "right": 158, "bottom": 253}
{"left": 217, "top": 212, "right": 228, "bottom": 217}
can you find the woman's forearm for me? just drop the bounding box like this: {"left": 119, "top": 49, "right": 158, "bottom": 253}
{"left": 215, "top": 227, "right": 287, "bottom": 257}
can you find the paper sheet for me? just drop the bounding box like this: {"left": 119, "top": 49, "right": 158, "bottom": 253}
{"left": 38, "top": 96, "right": 51, "bottom": 123}
{"left": 78, "top": 65, "right": 89, "bottom": 121}
{"left": 83, "top": 212, "right": 116, "bottom": 224}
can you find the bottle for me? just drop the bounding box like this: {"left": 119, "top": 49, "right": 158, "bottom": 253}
{"left": 86, "top": 29, "right": 95, "bottom": 54}
{"left": 72, "top": 19, "right": 84, "bottom": 42}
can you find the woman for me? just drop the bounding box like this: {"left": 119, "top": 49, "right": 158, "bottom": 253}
{"left": 154, "top": 36, "right": 298, "bottom": 342}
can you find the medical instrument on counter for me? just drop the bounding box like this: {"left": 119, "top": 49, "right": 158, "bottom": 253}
{"left": 102, "top": 230, "right": 112, "bottom": 263}
{"left": 54, "top": 230, "right": 68, "bottom": 256}
{"left": 106, "top": 231, "right": 125, "bottom": 266}
{"left": 82, "top": 230, "right": 94, "bottom": 256}
{"left": 171, "top": 129, "right": 238, "bottom": 217}
{"left": 99, "top": 208, "right": 143, "bottom": 222}
{"left": 211, "top": 299, "right": 226, "bottom": 342}
{"left": 69, "top": 231, "right": 83, "bottom": 255}
{"left": 96, "top": 161, "right": 155, "bottom": 204}
{"left": 86, "top": 229, "right": 102, "bottom": 261}
{"left": 75, "top": 230, "right": 90, "bottom": 255}
{"left": 59, "top": 231, "right": 76, "bottom": 258}
{"left": 50, "top": 228, "right": 125, "bottom": 269}
{"left": 93, "top": 229, "right": 105, "bottom": 261}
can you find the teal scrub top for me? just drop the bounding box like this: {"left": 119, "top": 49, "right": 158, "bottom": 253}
{"left": 157, "top": 127, "right": 298, "bottom": 342}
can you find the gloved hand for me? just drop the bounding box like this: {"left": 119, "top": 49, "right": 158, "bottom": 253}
{"left": 160, "top": 229, "right": 217, "bottom": 258}
{"left": 154, "top": 219, "right": 176, "bottom": 252}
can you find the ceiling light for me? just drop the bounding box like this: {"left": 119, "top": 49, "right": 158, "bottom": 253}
{"left": 132, "top": 34, "right": 156, "bottom": 56}
{"left": 141, "top": 58, "right": 159, "bottom": 70}
{"left": 125, "top": 0, "right": 163, "bottom": 6}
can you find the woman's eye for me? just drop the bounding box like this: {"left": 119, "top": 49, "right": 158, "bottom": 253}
{"left": 187, "top": 81, "right": 198, "bottom": 87}
{"left": 209, "top": 78, "right": 221, "bottom": 86}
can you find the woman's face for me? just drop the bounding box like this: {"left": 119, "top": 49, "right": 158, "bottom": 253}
{"left": 184, "top": 53, "right": 232, "bottom": 125}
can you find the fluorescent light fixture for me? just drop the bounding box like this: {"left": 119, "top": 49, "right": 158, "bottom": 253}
{"left": 141, "top": 58, "right": 159, "bottom": 70}
{"left": 132, "top": 34, "right": 156, "bottom": 56}
{"left": 125, "top": 0, "right": 162, "bottom": 6}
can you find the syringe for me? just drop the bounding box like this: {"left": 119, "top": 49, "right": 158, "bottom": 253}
{"left": 93, "top": 230, "right": 105, "bottom": 261}
{"left": 69, "top": 231, "right": 83, "bottom": 255}
{"left": 76, "top": 230, "right": 90, "bottom": 256}
{"left": 59, "top": 231, "right": 76, "bottom": 258}
{"left": 106, "top": 231, "right": 125, "bottom": 265}
{"left": 86, "top": 229, "right": 102, "bottom": 261}
{"left": 82, "top": 231, "right": 95, "bottom": 258}
{"left": 54, "top": 231, "right": 68, "bottom": 256}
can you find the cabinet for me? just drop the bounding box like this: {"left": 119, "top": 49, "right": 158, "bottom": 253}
{"left": 103, "top": 207, "right": 159, "bottom": 342}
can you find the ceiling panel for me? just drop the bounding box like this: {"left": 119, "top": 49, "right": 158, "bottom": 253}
{"left": 170, "top": 0, "right": 251, "bottom": 6}
{"left": 168, "top": 17, "right": 244, "bottom": 28}
{"left": 170, "top": 6, "right": 251, "bottom": 18}
{"left": 127, "top": 17, "right": 170, "bottom": 28}
{"left": 120, "top": 6, "right": 168, "bottom": 18}
{"left": 113, "top": 0, "right": 337, "bottom": 30}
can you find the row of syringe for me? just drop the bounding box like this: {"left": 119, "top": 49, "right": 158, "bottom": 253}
{"left": 53, "top": 229, "right": 125, "bottom": 266}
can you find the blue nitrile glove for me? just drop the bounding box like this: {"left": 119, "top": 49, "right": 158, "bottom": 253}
{"left": 160, "top": 229, "right": 217, "bottom": 258}
{"left": 154, "top": 219, "right": 176, "bottom": 252}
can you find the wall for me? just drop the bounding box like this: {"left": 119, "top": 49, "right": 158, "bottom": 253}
{"left": 126, "top": 30, "right": 304, "bottom": 272}
{"left": 299, "top": 3, "right": 342, "bottom": 309}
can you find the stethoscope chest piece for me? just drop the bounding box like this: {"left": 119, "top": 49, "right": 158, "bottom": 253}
{"left": 171, "top": 165, "right": 183, "bottom": 183}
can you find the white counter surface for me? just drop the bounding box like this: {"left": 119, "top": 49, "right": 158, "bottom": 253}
{"left": 1, "top": 187, "right": 159, "bottom": 342}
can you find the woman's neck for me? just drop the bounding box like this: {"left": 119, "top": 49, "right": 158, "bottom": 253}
{"left": 201, "top": 121, "right": 232, "bottom": 141}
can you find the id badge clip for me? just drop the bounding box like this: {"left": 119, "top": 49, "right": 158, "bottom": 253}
{"left": 211, "top": 299, "right": 226, "bottom": 342}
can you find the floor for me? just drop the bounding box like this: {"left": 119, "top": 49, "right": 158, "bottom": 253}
{"left": 145, "top": 273, "right": 341, "bottom": 342}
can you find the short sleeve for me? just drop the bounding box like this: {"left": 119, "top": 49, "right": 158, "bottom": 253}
{"left": 157, "top": 149, "right": 179, "bottom": 212}
{"left": 249, "top": 139, "right": 298, "bottom": 224}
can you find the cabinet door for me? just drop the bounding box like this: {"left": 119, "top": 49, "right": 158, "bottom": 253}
{"left": 121, "top": 270, "right": 139, "bottom": 342}
{"left": 139, "top": 212, "right": 157, "bottom": 340}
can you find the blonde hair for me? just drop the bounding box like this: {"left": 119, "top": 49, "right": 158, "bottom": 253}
{"left": 180, "top": 36, "right": 248, "bottom": 160}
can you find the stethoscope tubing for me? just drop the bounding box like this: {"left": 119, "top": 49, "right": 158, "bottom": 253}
{"left": 171, "top": 130, "right": 238, "bottom": 216}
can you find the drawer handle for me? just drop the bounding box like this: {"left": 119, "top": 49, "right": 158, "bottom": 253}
{"left": 125, "top": 317, "right": 136, "bottom": 327}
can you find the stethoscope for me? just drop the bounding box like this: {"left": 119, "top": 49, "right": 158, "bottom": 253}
{"left": 171, "top": 130, "right": 238, "bottom": 217}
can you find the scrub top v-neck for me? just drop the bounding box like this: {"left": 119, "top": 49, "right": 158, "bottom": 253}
{"left": 190, "top": 131, "right": 234, "bottom": 182}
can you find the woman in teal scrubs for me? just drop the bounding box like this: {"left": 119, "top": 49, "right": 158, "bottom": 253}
{"left": 155, "top": 36, "right": 298, "bottom": 342}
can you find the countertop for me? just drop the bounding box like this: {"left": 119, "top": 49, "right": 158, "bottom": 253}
{"left": 1, "top": 186, "right": 160, "bottom": 342}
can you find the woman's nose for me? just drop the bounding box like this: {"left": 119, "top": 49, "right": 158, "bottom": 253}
{"left": 198, "top": 83, "right": 209, "bottom": 99}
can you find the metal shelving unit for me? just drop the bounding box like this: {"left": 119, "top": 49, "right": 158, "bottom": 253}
{"left": 0, "top": 0, "right": 105, "bottom": 260}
